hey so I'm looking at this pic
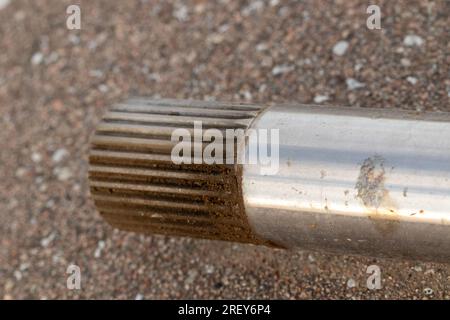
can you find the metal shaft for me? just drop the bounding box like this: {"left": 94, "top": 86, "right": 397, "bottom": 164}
{"left": 89, "top": 98, "right": 450, "bottom": 261}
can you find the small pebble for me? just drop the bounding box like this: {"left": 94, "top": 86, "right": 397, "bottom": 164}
{"left": 52, "top": 148, "right": 68, "bottom": 163}
{"left": 346, "top": 78, "right": 365, "bottom": 90}
{"left": 423, "top": 288, "right": 434, "bottom": 295}
{"left": 45, "top": 199, "right": 55, "bottom": 208}
{"left": 55, "top": 167, "right": 72, "bottom": 181}
{"left": 406, "top": 76, "right": 418, "bottom": 85}
{"left": 242, "top": 91, "right": 252, "bottom": 101}
{"left": 270, "top": 0, "right": 279, "bottom": 6}
{"left": 19, "top": 263, "right": 30, "bottom": 271}
{"left": 347, "top": 278, "right": 357, "bottom": 288}
{"left": 31, "top": 152, "right": 42, "bottom": 163}
{"left": 14, "top": 270, "right": 22, "bottom": 281}
{"left": 314, "top": 95, "right": 329, "bottom": 103}
{"left": 272, "top": 64, "right": 294, "bottom": 76}
{"left": 40, "top": 232, "right": 56, "bottom": 248}
{"left": 403, "top": 35, "right": 424, "bottom": 47}
{"left": 256, "top": 43, "right": 269, "bottom": 52}
{"left": 354, "top": 63, "right": 363, "bottom": 72}
{"left": 35, "top": 176, "right": 44, "bottom": 185}
{"left": 94, "top": 240, "right": 106, "bottom": 258}
{"left": 31, "top": 52, "right": 44, "bottom": 65}
{"left": 98, "top": 84, "right": 109, "bottom": 93}
{"left": 173, "top": 5, "right": 188, "bottom": 22}
{"left": 400, "top": 58, "right": 411, "bottom": 67}
{"left": 15, "top": 167, "right": 27, "bottom": 178}
{"left": 332, "top": 40, "right": 349, "bottom": 56}
{"left": 204, "top": 264, "right": 215, "bottom": 274}
{"left": 413, "top": 265, "right": 423, "bottom": 272}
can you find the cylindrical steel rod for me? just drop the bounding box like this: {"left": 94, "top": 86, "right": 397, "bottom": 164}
{"left": 243, "top": 105, "right": 450, "bottom": 261}
{"left": 89, "top": 98, "right": 450, "bottom": 261}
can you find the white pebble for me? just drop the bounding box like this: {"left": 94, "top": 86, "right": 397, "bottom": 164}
{"left": 347, "top": 278, "right": 357, "bottom": 288}
{"left": 332, "top": 41, "right": 349, "bottom": 56}
{"left": 272, "top": 64, "right": 294, "bottom": 76}
{"left": 354, "top": 63, "right": 363, "bottom": 72}
{"left": 94, "top": 240, "right": 106, "bottom": 258}
{"left": 55, "top": 167, "right": 72, "bottom": 181}
{"left": 413, "top": 265, "right": 423, "bottom": 272}
{"left": 314, "top": 95, "right": 329, "bottom": 104}
{"left": 218, "top": 24, "right": 229, "bottom": 33}
{"left": 400, "top": 58, "right": 411, "bottom": 67}
{"left": 31, "top": 152, "right": 42, "bottom": 163}
{"left": 15, "top": 167, "right": 27, "bottom": 178}
{"left": 406, "top": 76, "right": 418, "bottom": 85}
{"left": 46, "top": 199, "right": 55, "bottom": 208}
{"left": 256, "top": 43, "right": 269, "bottom": 52}
{"left": 98, "top": 84, "right": 109, "bottom": 93}
{"left": 242, "top": 91, "right": 252, "bottom": 101}
{"left": 346, "top": 78, "right": 365, "bottom": 90}
{"left": 423, "top": 287, "right": 434, "bottom": 295}
{"left": 403, "top": 35, "right": 424, "bottom": 47}
{"left": 14, "top": 270, "right": 22, "bottom": 281}
{"left": 173, "top": 5, "right": 188, "bottom": 22}
{"left": 270, "top": 0, "right": 280, "bottom": 6}
{"left": 52, "top": 148, "right": 68, "bottom": 163}
{"left": 31, "top": 52, "right": 44, "bottom": 65}
{"left": 40, "top": 232, "right": 56, "bottom": 247}
{"left": 19, "top": 263, "right": 30, "bottom": 271}
{"left": 0, "top": 0, "right": 10, "bottom": 10}
{"left": 204, "top": 264, "right": 215, "bottom": 274}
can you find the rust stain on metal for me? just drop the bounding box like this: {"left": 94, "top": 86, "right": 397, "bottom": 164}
{"left": 355, "top": 156, "right": 399, "bottom": 235}
{"left": 355, "top": 156, "right": 389, "bottom": 209}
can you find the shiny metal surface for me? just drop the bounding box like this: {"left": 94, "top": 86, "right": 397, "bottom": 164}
{"left": 243, "top": 105, "right": 450, "bottom": 261}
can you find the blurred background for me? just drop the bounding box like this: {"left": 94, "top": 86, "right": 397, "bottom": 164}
{"left": 0, "top": 0, "right": 449, "bottom": 299}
